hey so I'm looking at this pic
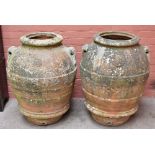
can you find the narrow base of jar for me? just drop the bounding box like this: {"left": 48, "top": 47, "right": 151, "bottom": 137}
{"left": 25, "top": 116, "right": 62, "bottom": 126}
{"left": 19, "top": 104, "right": 70, "bottom": 126}
{"left": 91, "top": 113, "right": 130, "bottom": 126}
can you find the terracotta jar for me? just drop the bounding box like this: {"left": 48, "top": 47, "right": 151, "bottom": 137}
{"left": 80, "top": 31, "right": 149, "bottom": 126}
{"left": 7, "top": 32, "right": 77, "bottom": 125}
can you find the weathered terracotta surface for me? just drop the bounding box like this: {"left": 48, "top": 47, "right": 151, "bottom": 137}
{"left": 80, "top": 31, "right": 149, "bottom": 126}
{"left": 7, "top": 32, "right": 77, "bottom": 125}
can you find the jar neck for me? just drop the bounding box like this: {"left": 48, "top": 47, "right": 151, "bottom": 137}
{"left": 20, "top": 32, "right": 63, "bottom": 47}
{"left": 94, "top": 31, "right": 140, "bottom": 47}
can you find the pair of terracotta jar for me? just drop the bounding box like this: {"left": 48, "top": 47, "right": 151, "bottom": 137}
{"left": 7, "top": 31, "right": 149, "bottom": 126}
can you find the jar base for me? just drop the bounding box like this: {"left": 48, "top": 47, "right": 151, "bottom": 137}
{"left": 91, "top": 113, "right": 130, "bottom": 126}
{"left": 25, "top": 116, "right": 62, "bottom": 126}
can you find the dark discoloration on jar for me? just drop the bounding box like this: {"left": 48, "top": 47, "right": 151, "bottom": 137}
{"left": 80, "top": 31, "right": 149, "bottom": 126}
{"left": 7, "top": 32, "right": 77, "bottom": 125}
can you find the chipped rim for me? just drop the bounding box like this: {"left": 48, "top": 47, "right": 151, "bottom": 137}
{"left": 20, "top": 32, "right": 63, "bottom": 46}
{"left": 94, "top": 31, "right": 140, "bottom": 47}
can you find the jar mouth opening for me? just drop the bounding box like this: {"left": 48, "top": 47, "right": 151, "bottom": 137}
{"left": 29, "top": 34, "right": 56, "bottom": 40}
{"left": 94, "top": 31, "right": 140, "bottom": 47}
{"left": 20, "top": 32, "right": 63, "bottom": 46}
{"left": 101, "top": 34, "right": 132, "bottom": 40}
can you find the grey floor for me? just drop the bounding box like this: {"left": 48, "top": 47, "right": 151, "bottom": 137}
{"left": 0, "top": 97, "right": 155, "bottom": 129}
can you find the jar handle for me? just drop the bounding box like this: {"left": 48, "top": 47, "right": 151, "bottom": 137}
{"left": 144, "top": 46, "right": 150, "bottom": 62}
{"left": 8, "top": 46, "right": 17, "bottom": 60}
{"left": 82, "top": 44, "right": 89, "bottom": 54}
{"left": 68, "top": 47, "right": 76, "bottom": 66}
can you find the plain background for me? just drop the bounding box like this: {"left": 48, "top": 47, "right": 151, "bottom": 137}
{"left": 0, "top": 0, "right": 155, "bottom": 155}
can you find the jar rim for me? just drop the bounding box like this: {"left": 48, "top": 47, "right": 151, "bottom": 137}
{"left": 94, "top": 31, "right": 140, "bottom": 47}
{"left": 20, "top": 32, "right": 63, "bottom": 46}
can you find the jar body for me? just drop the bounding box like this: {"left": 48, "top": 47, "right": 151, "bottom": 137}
{"left": 7, "top": 34, "right": 77, "bottom": 125}
{"left": 80, "top": 32, "right": 149, "bottom": 126}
